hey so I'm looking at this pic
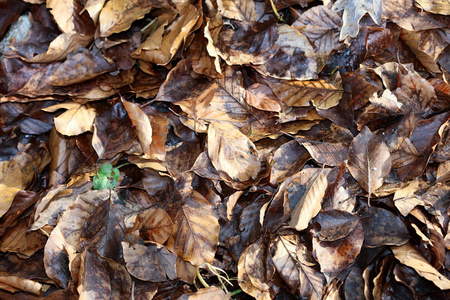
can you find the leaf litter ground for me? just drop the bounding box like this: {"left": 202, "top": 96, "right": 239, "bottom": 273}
{"left": 0, "top": 0, "right": 449, "bottom": 299}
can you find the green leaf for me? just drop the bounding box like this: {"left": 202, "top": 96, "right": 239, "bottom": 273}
{"left": 93, "top": 163, "right": 120, "bottom": 190}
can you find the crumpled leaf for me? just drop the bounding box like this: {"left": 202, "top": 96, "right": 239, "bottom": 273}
{"left": 42, "top": 102, "right": 96, "bottom": 136}
{"left": 238, "top": 239, "right": 278, "bottom": 300}
{"left": 332, "top": 0, "right": 382, "bottom": 40}
{"left": 47, "top": 0, "right": 94, "bottom": 34}
{"left": 132, "top": 4, "right": 200, "bottom": 65}
{"left": 208, "top": 121, "right": 261, "bottom": 182}
{"left": 122, "top": 99, "right": 153, "bottom": 158}
{"left": 392, "top": 243, "right": 450, "bottom": 290}
{"left": 178, "top": 286, "right": 231, "bottom": 300}
{"left": 99, "top": 0, "right": 153, "bottom": 37}
{"left": 218, "top": 0, "right": 256, "bottom": 22}
{"left": 347, "top": 127, "right": 391, "bottom": 201}
{"left": 414, "top": 0, "right": 450, "bottom": 15}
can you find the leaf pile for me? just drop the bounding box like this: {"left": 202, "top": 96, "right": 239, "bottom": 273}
{"left": 0, "top": 0, "right": 450, "bottom": 299}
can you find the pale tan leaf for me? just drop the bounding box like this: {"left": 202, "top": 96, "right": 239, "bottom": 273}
{"left": 99, "top": 0, "right": 153, "bottom": 37}
{"left": 392, "top": 243, "right": 450, "bottom": 290}
{"left": 393, "top": 180, "right": 425, "bottom": 216}
{"left": 400, "top": 29, "right": 441, "bottom": 74}
{"left": 178, "top": 286, "right": 231, "bottom": 300}
{"left": 84, "top": 0, "right": 107, "bottom": 24}
{"left": 122, "top": 99, "right": 153, "bottom": 158}
{"left": 289, "top": 171, "right": 328, "bottom": 231}
{"left": 43, "top": 102, "right": 96, "bottom": 136}
{"left": 166, "top": 189, "right": 219, "bottom": 266}
{"left": 265, "top": 77, "right": 341, "bottom": 108}
{"left": 244, "top": 83, "right": 282, "bottom": 112}
{"left": 415, "top": 0, "right": 450, "bottom": 15}
{"left": 22, "top": 33, "right": 92, "bottom": 63}
{"left": 204, "top": 14, "right": 223, "bottom": 75}
{"left": 332, "top": 0, "right": 382, "bottom": 40}
{"left": 0, "top": 161, "right": 23, "bottom": 218}
{"left": 132, "top": 4, "right": 200, "bottom": 65}
{"left": 47, "top": 0, "right": 89, "bottom": 33}
{"left": 218, "top": 0, "right": 256, "bottom": 22}
{"left": 0, "top": 276, "right": 42, "bottom": 295}
{"left": 347, "top": 127, "right": 391, "bottom": 200}
{"left": 208, "top": 121, "right": 260, "bottom": 182}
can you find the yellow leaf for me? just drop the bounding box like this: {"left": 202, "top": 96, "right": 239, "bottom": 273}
{"left": 43, "top": 102, "right": 96, "bottom": 136}
{"left": 0, "top": 161, "right": 23, "bottom": 218}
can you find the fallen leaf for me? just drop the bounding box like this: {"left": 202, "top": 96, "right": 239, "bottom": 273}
{"left": 289, "top": 170, "right": 328, "bottom": 231}
{"left": 347, "top": 127, "right": 391, "bottom": 201}
{"left": 122, "top": 99, "right": 153, "bottom": 158}
{"left": 207, "top": 121, "right": 260, "bottom": 182}
{"left": 392, "top": 243, "right": 450, "bottom": 290}
{"left": 166, "top": 188, "right": 219, "bottom": 266}
{"left": 332, "top": 0, "right": 382, "bottom": 40}
{"left": 99, "top": 0, "right": 153, "bottom": 37}
{"left": 42, "top": 102, "right": 96, "bottom": 136}
{"left": 218, "top": 0, "right": 256, "bottom": 22}
{"left": 244, "top": 83, "right": 281, "bottom": 112}
{"left": 131, "top": 208, "right": 174, "bottom": 245}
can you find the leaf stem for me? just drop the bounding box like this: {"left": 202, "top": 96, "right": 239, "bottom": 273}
{"left": 269, "top": 0, "right": 287, "bottom": 23}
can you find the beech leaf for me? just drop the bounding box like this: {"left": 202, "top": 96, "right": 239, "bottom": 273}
{"left": 347, "top": 127, "right": 391, "bottom": 201}
{"left": 289, "top": 170, "right": 328, "bottom": 231}
{"left": 207, "top": 121, "right": 260, "bottom": 182}
{"left": 122, "top": 99, "right": 153, "bottom": 158}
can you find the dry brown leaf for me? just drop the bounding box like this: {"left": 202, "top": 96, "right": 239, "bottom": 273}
{"left": 122, "top": 99, "right": 153, "bottom": 158}
{"left": 131, "top": 208, "right": 174, "bottom": 244}
{"left": 166, "top": 188, "right": 219, "bottom": 266}
{"left": 414, "top": 0, "right": 450, "bottom": 15}
{"left": 270, "top": 140, "right": 309, "bottom": 185}
{"left": 45, "top": 52, "right": 116, "bottom": 86}
{"left": 289, "top": 170, "right": 328, "bottom": 231}
{"left": 122, "top": 242, "right": 177, "bottom": 282}
{"left": 254, "top": 24, "right": 317, "bottom": 81}
{"left": 244, "top": 83, "right": 282, "bottom": 112}
{"left": 99, "top": 0, "right": 153, "bottom": 37}
{"left": 218, "top": 0, "right": 256, "bottom": 22}
{"left": 47, "top": 0, "right": 94, "bottom": 34}
{"left": 42, "top": 102, "right": 96, "bottom": 136}
{"left": 292, "top": 5, "right": 341, "bottom": 70}
{"left": 265, "top": 77, "right": 341, "bottom": 108}
{"left": 132, "top": 4, "right": 200, "bottom": 65}
{"left": 178, "top": 286, "right": 231, "bottom": 300}
{"left": 347, "top": 127, "right": 391, "bottom": 201}
{"left": 208, "top": 121, "right": 260, "bottom": 182}
{"left": 238, "top": 239, "right": 278, "bottom": 300}
{"left": 392, "top": 243, "right": 450, "bottom": 290}
{"left": 0, "top": 161, "right": 23, "bottom": 218}
{"left": 313, "top": 220, "right": 364, "bottom": 276}
{"left": 21, "top": 33, "right": 93, "bottom": 63}
{"left": 0, "top": 276, "right": 42, "bottom": 295}
{"left": 303, "top": 141, "right": 348, "bottom": 167}
{"left": 393, "top": 180, "right": 425, "bottom": 216}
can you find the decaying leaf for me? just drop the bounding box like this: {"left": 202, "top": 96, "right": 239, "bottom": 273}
{"left": 207, "top": 121, "right": 260, "bottom": 182}
{"left": 392, "top": 243, "right": 450, "bottom": 290}
{"left": 347, "top": 127, "right": 391, "bottom": 201}
{"left": 289, "top": 170, "right": 328, "bottom": 231}
{"left": 166, "top": 188, "right": 219, "bottom": 266}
